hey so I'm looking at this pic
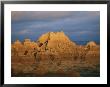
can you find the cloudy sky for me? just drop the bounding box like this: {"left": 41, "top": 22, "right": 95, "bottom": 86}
{"left": 11, "top": 11, "right": 100, "bottom": 44}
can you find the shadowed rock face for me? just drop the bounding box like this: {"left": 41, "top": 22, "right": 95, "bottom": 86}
{"left": 11, "top": 31, "right": 100, "bottom": 77}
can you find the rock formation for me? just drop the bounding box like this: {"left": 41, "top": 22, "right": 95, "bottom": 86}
{"left": 37, "top": 31, "right": 76, "bottom": 53}
{"left": 11, "top": 40, "right": 24, "bottom": 56}
{"left": 86, "top": 41, "right": 97, "bottom": 48}
{"left": 11, "top": 31, "right": 100, "bottom": 77}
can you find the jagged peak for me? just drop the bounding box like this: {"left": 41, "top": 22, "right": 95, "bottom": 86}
{"left": 38, "top": 31, "right": 69, "bottom": 43}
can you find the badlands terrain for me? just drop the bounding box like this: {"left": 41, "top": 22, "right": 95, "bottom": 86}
{"left": 11, "top": 31, "right": 100, "bottom": 77}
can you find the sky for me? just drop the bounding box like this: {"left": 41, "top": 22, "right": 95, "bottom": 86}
{"left": 11, "top": 11, "right": 100, "bottom": 44}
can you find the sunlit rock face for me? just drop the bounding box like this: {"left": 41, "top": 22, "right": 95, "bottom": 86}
{"left": 37, "top": 31, "right": 76, "bottom": 53}
{"left": 86, "top": 41, "right": 97, "bottom": 48}
{"left": 11, "top": 31, "right": 100, "bottom": 77}
{"left": 23, "top": 39, "right": 38, "bottom": 49}
{"left": 38, "top": 31, "right": 75, "bottom": 43}
{"left": 11, "top": 40, "right": 24, "bottom": 56}
{"left": 12, "top": 40, "right": 23, "bottom": 48}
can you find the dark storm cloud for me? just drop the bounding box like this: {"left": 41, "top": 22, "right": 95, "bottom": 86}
{"left": 11, "top": 11, "right": 100, "bottom": 43}
{"left": 11, "top": 11, "right": 99, "bottom": 23}
{"left": 11, "top": 11, "right": 74, "bottom": 22}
